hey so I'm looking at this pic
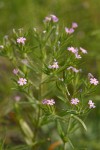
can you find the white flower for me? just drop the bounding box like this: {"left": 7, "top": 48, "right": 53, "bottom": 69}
{"left": 80, "top": 47, "right": 87, "bottom": 54}
{"left": 88, "top": 100, "right": 96, "bottom": 109}
{"left": 0, "top": 45, "right": 4, "bottom": 49}
{"left": 48, "top": 60, "right": 59, "bottom": 69}
{"left": 18, "top": 78, "right": 27, "bottom": 86}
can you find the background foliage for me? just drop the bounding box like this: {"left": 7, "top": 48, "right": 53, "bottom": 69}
{"left": 0, "top": 0, "right": 100, "bottom": 149}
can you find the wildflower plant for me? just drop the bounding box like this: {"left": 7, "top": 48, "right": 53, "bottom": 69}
{"left": 0, "top": 15, "right": 99, "bottom": 149}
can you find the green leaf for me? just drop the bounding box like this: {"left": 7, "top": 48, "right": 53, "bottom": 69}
{"left": 56, "top": 120, "right": 65, "bottom": 139}
{"left": 71, "top": 114, "right": 87, "bottom": 131}
{"left": 68, "top": 138, "right": 75, "bottom": 149}
{"left": 19, "top": 118, "right": 34, "bottom": 146}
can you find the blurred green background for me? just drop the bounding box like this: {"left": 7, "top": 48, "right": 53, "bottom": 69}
{"left": 0, "top": 0, "right": 100, "bottom": 149}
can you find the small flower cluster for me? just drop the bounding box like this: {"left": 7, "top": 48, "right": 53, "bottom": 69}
{"left": 67, "top": 46, "right": 87, "bottom": 59}
{"left": 71, "top": 98, "right": 79, "bottom": 105}
{"left": 71, "top": 98, "right": 96, "bottom": 109}
{"left": 48, "top": 59, "right": 59, "bottom": 69}
{"left": 13, "top": 68, "right": 19, "bottom": 75}
{"left": 67, "top": 66, "right": 81, "bottom": 73}
{"left": 88, "top": 100, "right": 96, "bottom": 109}
{"left": 13, "top": 68, "right": 27, "bottom": 86}
{"left": 90, "top": 77, "right": 99, "bottom": 85}
{"left": 88, "top": 73, "right": 99, "bottom": 85}
{"left": 14, "top": 95, "right": 21, "bottom": 102}
{"left": 42, "top": 99, "right": 55, "bottom": 105}
{"left": 18, "top": 78, "right": 27, "bottom": 86}
{"left": 44, "top": 14, "right": 58, "bottom": 23}
{"left": 67, "top": 47, "right": 78, "bottom": 54}
{"left": 65, "top": 22, "right": 78, "bottom": 34}
{"left": 17, "top": 37, "right": 26, "bottom": 45}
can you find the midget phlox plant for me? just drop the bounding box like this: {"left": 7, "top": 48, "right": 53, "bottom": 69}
{"left": 0, "top": 14, "right": 99, "bottom": 149}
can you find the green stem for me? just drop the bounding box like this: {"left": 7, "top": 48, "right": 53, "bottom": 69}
{"left": 63, "top": 142, "right": 66, "bottom": 150}
{"left": 67, "top": 115, "right": 71, "bottom": 134}
{"left": 68, "top": 138, "right": 75, "bottom": 149}
{"left": 32, "top": 44, "right": 46, "bottom": 149}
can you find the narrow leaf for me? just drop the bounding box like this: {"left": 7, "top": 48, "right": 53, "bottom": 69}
{"left": 71, "top": 114, "right": 87, "bottom": 131}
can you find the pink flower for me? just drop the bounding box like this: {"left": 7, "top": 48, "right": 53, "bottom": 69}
{"left": 67, "top": 66, "right": 80, "bottom": 73}
{"left": 71, "top": 98, "right": 79, "bottom": 105}
{"left": 88, "top": 100, "right": 96, "bottom": 109}
{"left": 13, "top": 68, "right": 19, "bottom": 75}
{"left": 72, "top": 22, "right": 78, "bottom": 28}
{"left": 18, "top": 78, "right": 27, "bottom": 86}
{"left": 90, "top": 78, "right": 99, "bottom": 85}
{"left": 44, "top": 14, "right": 58, "bottom": 23}
{"left": 65, "top": 27, "right": 74, "bottom": 34}
{"left": 42, "top": 99, "right": 55, "bottom": 105}
{"left": 50, "top": 14, "right": 59, "bottom": 22}
{"left": 80, "top": 47, "right": 87, "bottom": 54}
{"left": 67, "top": 46, "right": 82, "bottom": 59}
{"left": 67, "top": 47, "right": 78, "bottom": 54}
{"left": 42, "top": 99, "right": 48, "bottom": 104}
{"left": 65, "top": 22, "right": 78, "bottom": 34}
{"left": 44, "top": 16, "right": 51, "bottom": 22}
{"left": 14, "top": 96, "right": 21, "bottom": 102}
{"left": 67, "top": 47, "right": 82, "bottom": 59}
{"left": 48, "top": 60, "right": 59, "bottom": 69}
{"left": 75, "top": 53, "right": 82, "bottom": 59}
{"left": 17, "top": 37, "right": 26, "bottom": 45}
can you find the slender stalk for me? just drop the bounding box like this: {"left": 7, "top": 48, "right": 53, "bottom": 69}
{"left": 68, "top": 138, "right": 75, "bottom": 149}
{"left": 32, "top": 44, "right": 46, "bottom": 149}
{"left": 67, "top": 115, "right": 71, "bottom": 134}
{"left": 63, "top": 142, "right": 66, "bottom": 150}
